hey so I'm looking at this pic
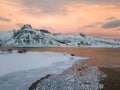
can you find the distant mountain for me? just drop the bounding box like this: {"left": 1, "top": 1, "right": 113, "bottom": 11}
{"left": 0, "top": 24, "right": 120, "bottom": 47}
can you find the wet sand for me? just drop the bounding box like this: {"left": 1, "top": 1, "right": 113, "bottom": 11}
{"left": 100, "top": 67, "right": 120, "bottom": 90}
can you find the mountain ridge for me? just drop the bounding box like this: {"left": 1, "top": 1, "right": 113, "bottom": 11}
{"left": 0, "top": 24, "right": 120, "bottom": 47}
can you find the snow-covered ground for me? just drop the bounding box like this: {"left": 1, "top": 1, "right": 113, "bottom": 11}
{"left": 0, "top": 50, "right": 88, "bottom": 90}
{"left": 36, "top": 64, "right": 106, "bottom": 90}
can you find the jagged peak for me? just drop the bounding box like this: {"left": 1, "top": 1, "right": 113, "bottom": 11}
{"left": 20, "top": 24, "right": 51, "bottom": 34}
{"left": 21, "top": 24, "right": 32, "bottom": 30}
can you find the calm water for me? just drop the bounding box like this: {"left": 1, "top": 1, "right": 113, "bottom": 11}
{"left": 0, "top": 47, "right": 120, "bottom": 66}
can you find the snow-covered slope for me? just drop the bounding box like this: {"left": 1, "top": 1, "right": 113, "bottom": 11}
{"left": 0, "top": 24, "right": 120, "bottom": 47}
{"left": 0, "top": 31, "right": 14, "bottom": 46}
{"left": 0, "top": 31, "right": 13, "bottom": 41}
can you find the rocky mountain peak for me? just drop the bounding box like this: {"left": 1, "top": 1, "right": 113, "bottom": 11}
{"left": 21, "top": 24, "right": 32, "bottom": 30}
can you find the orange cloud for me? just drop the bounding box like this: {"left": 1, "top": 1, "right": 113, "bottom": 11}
{"left": 0, "top": 0, "right": 120, "bottom": 39}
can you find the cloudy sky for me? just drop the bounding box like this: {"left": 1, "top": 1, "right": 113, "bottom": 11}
{"left": 0, "top": 0, "right": 120, "bottom": 39}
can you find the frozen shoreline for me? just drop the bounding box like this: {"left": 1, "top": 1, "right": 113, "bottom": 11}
{"left": 0, "top": 50, "right": 109, "bottom": 90}
{"left": 35, "top": 62, "right": 106, "bottom": 90}
{"left": 0, "top": 50, "right": 88, "bottom": 90}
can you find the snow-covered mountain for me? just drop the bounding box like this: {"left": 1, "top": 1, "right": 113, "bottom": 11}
{"left": 0, "top": 31, "right": 14, "bottom": 43}
{"left": 0, "top": 24, "right": 120, "bottom": 47}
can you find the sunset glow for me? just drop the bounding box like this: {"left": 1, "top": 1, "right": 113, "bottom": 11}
{"left": 0, "top": 0, "right": 120, "bottom": 39}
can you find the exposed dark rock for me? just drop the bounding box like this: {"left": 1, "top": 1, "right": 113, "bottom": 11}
{"left": 71, "top": 54, "right": 75, "bottom": 56}
{"left": 55, "top": 40, "right": 66, "bottom": 44}
{"left": 29, "top": 74, "right": 51, "bottom": 90}
{"left": 21, "top": 24, "right": 32, "bottom": 30}
{"left": 17, "top": 49, "right": 27, "bottom": 53}
{"left": 77, "top": 43, "right": 80, "bottom": 45}
{"left": 39, "top": 29, "right": 51, "bottom": 33}
{"left": 79, "top": 33, "right": 86, "bottom": 38}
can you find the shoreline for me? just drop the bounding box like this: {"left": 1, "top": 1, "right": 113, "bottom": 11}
{"left": 30, "top": 61, "right": 106, "bottom": 90}
{"left": 0, "top": 48, "right": 120, "bottom": 90}
{"left": 1, "top": 46, "right": 120, "bottom": 49}
{"left": 30, "top": 64, "right": 120, "bottom": 90}
{"left": 0, "top": 50, "right": 87, "bottom": 90}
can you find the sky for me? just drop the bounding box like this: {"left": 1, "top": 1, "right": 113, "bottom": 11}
{"left": 0, "top": 0, "right": 120, "bottom": 40}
